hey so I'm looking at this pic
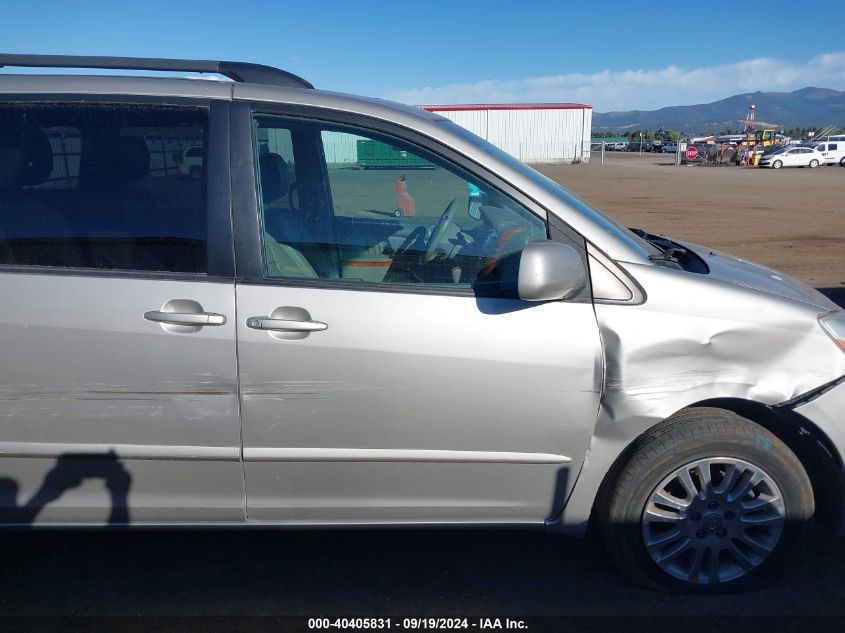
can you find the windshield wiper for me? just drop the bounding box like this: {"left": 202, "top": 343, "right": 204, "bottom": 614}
{"left": 648, "top": 247, "right": 686, "bottom": 264}
{"left": 630, "top": 227, "right": 686, "bottom": 264}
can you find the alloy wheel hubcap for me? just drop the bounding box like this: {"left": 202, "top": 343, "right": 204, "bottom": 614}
{"left": 641, "top": 457, "right": 785, "bottom": 584}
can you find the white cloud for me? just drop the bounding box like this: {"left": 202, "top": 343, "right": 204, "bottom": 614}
{"left": 385, "top": 53, "right": 845, "bottom": 111}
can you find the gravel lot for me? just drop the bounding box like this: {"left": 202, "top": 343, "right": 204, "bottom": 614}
{"left": 2, "top": 152, "right": 844, "bottom": 626}
{"left": 535, "top": 152, "right": 844, "bottom": 302}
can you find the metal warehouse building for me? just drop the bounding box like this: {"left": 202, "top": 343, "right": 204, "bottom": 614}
{"left": 420, "top": 104, "right": 593, "bottom": 164}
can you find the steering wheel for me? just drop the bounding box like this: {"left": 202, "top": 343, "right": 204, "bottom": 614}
{"left": 392, "top": 225, "right": 427, "bottom": 264}
{"left": 383, "top": 225, "right": 427, "bottom": 283}
{"left": 423, "top": 198, "right": 457, "bottom": 263}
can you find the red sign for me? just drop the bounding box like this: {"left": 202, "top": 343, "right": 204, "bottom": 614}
{"left": 685, "top": 146, "right": 699, "bottom": 160}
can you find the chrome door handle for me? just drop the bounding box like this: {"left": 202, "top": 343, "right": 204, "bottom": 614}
{"left": 246, "top": 317, "right": 327, "bottom": 332}
{"left": 144, "top": 311, "right": 227, "bottom": 326}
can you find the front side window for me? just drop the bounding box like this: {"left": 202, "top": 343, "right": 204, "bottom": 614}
{"left": 0, "top": 103, "right": 208, "bottom": 273}
{"left": 252, "top": 115, "right": 547, "bottom": 294}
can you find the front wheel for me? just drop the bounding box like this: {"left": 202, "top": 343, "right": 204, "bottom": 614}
{"left": 599, "top": 408, "right": 813, "bottom": 593}
{"left": 809, "top": 159, "right": 819, "bottom": 168}
{"left": 772, "top": 160, "right": 783, "bottom": 169}
{"left": 839, "top": 157, "right": 845, "bottom": 167}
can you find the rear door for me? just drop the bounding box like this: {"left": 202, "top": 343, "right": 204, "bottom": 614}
{"left": 0, "top": 98, "right": 242, "bottom": 524}
{"left": 231, "top": 104, "right": 603, "bottom": 524}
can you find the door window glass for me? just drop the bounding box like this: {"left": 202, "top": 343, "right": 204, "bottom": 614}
{"left": 252, "top": 115, "right": 548, "bottom": 294}
{"left": 0, "top": 103, "right": 208, "bottom": 273}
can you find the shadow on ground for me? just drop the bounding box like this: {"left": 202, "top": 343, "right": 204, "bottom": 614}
{"left": 1, "top": 526, "right": 844, "bottom": 617}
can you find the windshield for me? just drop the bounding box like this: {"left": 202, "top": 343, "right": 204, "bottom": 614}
{"left": 439, "top": 121, "right": 661, "bottom": 259}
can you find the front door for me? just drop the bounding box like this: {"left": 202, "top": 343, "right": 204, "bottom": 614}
{"left": 0, "top": 99, "right": 242, "bottom": 524}
{"left": 234, "top": 110, "right": 603, "bottom": 523}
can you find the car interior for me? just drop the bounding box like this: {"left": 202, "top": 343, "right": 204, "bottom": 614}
{"left": 254, "top": 119, "right": 547, "bottom": 293}
{"left": 0, "top": 103, "right": 207, "bottom": 274}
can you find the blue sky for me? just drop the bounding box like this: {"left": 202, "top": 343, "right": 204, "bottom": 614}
{"left": 3, "top": 0, "right": 845, "bottom": 111}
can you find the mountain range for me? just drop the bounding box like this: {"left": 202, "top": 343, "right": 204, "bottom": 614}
{"left": 593, "top": 87, "right": 845, "bottom": 133}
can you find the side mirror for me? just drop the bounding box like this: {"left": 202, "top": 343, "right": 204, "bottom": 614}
{"left": 518, "top": 241, "right": 586, "bottom": 302}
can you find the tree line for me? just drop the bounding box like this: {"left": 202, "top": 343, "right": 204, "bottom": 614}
{"left": 592, "top": 130, "right": 681, "bottom": 141}
{"left": 594, "top": 126, "right": 841, "bottom": 140}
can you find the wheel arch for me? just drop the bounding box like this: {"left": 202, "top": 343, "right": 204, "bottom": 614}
{"left": 586, "top": 398, "right": 844, "bottom": 534}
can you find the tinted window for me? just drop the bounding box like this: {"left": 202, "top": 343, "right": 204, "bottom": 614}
{"left": 0, "top": 103, "right": 208, "bottom": 273}
{"left": 252, "top": 115, "right": 548, "bottom": 294}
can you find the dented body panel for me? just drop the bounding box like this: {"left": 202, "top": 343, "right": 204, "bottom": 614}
{"left": 793, "top": 381, "right": 845, "bottom": 534}
{"left": 556, "top": 256, "right": 845, "bottom": 534}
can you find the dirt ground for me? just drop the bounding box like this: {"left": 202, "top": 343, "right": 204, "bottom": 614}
{"left": 533, "top": 152, "right": 844, "bottom": 293}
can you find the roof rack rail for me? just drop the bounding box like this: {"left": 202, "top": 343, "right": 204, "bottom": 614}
{"left": 0, "top": 53, "right": 314, "bottom": 89}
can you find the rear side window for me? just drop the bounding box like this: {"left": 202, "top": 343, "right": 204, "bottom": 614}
{"left": 0, "top": 103, "right": 208, "bottom": 273}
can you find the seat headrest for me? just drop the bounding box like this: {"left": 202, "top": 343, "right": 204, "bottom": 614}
{"left": 0, "top": 118, "right": 54, "bottom": 191}
{"left": 113, "top": 136, "right": 150, "bottom": 184}
{"left": 259, "top": 153, "right": 290, "bottom": 204}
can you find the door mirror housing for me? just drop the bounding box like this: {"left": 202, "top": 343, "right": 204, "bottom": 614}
{"left": 518, "top": 241, "right": 586, "bottom": 302}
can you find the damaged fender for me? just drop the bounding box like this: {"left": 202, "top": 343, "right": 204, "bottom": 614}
{"left": 552, "top": 261, "right": 845, "bottom": 534}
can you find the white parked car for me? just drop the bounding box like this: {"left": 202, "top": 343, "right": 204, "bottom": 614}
{"left": 178, "top": 145, "right": 204, "bottom": 179}
{"left": 758, "top": 146, "right": 824, "bottom": 169}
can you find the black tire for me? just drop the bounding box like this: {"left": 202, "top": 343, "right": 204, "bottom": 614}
{"left": 189, "top": 165, "right": 203, "bottom": 180}
{"left": 809, "top": 159, "right": 819, "bottom": 168}
{"left": 772, "top": 160, "right": 783, "bottom": 169}
{"left": 599, "top": 407, "right": 813, "bottom": 594}
{"left": 840, "top": 157, "right": 845, "bottom": 167}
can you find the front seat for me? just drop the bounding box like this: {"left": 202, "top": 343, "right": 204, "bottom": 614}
{"left": 259, "top": 152, "right": 318, "bottom": 278}
{"left": 259, "top": 152, "right": 338, "bottom": 279}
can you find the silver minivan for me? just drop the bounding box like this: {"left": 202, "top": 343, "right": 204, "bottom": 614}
{"left": 1, "top": 55, "right": 844, "bottom": 593}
